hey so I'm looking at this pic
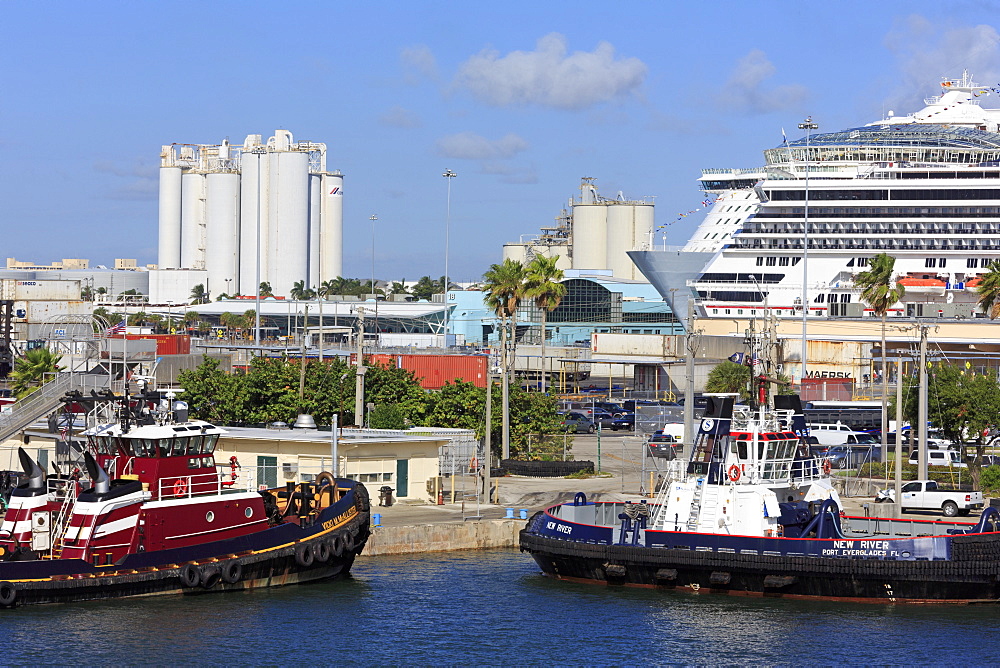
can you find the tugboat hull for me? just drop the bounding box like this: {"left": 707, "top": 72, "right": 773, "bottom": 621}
{"left": 520, "top": 519, "right": 1000, "bottom": 604}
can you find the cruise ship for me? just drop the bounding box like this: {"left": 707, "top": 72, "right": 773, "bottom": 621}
{"left": 630, "top": 72, "right": 1000, "bottom": 323}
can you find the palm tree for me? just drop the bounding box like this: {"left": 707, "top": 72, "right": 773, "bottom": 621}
{"left": 524, "top": 255, "right": 566, "bottom": 393}
{"left": 147, "top": 314, "right": 163, "bottom": 333}
{"left": 706, "top": 361, "right": 753, "bottom": 402}
{"left": 290, "top": 280, "right": 313, "bottom": 301}
{"left": 190, "top": 284, "right": 209, "bottom": 305}
{"left": 976, "top": 260, "right": 1000, "bottom": 318}
{"left": 259, "top": 282, "right": 274, "bottom": 298}
{"left": 855, "top": 252, "right": 905, "bottom": 463}
{"left": 482, "top": 259, "right": 527, "bottom": 459}
{"left": 10, "top": 347, "right": 63, "bottom": 398}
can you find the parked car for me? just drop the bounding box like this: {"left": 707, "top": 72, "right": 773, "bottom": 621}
{"left": 593, "top": 402, "right": 627, "bottom": 416}
{"left": 876, "top": 480, "right": 983, "bottom": 517}
{"left": 590, "top": 409, "right": 617, "bottom": 430}
{"left": 908, "top": 448, "right": 966, "bottom": 468}
{"left": 610, "top": 413, "right": 635, "bottom": 431}
{"left": 980, "top": 454, "right": 1000, "bottom": 467}
{"left": 559, "top": 412, "right": 595, "bottom": 434}
{"left": 647, "top": 432, "right": 681, "bottom": 458}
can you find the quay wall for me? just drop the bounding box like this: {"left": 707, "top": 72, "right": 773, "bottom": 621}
{"left": 361, "top": 519, "right": 522, "bottom": 556}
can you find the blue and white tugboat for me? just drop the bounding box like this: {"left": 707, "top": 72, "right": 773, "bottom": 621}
{"left": 521, "top": 385, "right": 1000, "bottom": 604}
{"left": 0, "top": 390, "right": 370, "bottom": 607}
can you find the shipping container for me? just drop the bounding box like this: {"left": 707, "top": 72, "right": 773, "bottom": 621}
{"left": 125, "top": 334, "right": 191, "bottom": 355}
{"left": 350, "top": 353, "right": 488, "bottom": 389}
{"left": 0, "top": 279, "right": 81, "bottom": 301}
{"left": 590, "top": 332, "right": 677, "bottom": 357}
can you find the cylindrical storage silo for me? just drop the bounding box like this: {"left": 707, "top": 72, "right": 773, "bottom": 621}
{"left": 180, "top": 172, "right": 207, "bottom": 269}
{"left": 239, "top": 150, "right": 269, "bottom": 296}
{"left": 158, "top": 166, "right": 183, "bottom": 269}
{"left": 205, "top": 172, "right": 240, "bottom": 299}
{"left": 605, "top": 203, "right": 634, "bottom": 279}
{"left": 268, "top": 150, "right": 309, "bottom": 297}
{"left": 631, "top": 204, "right": 655, "bottom": 278}
{"left": 502, "top": 243, "right": 530, "bottom": 265}
{"left": 308, "top": 173, "right": 322, "bottom": 287}
{"left": 321, "top": 172, "right": 344, "bottom": 281}
{"left": 571, "top": 203, "right": 607, "bottom": 271}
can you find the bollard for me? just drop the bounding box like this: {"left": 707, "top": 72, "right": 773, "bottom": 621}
{"left": 519, "top": 509, "right": 528, "bottom": 520}
{"left": 505, "top": 508, "right": 515, "bottom": 519}
{"left": 373, "top": 513, "right": 382, "bottom": 527}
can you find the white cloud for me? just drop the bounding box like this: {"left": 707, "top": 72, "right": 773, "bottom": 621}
{"left": 436, "top": 132, "right": 529, "bottom": 160}
{"left": 95, "top": 159, "right": 158, "bottom": 200}
{"left": 717, "top": 50, "right": 807, "bottom": 115}
{"left": 884, "top": 16, "right": 1000, "bottom": 109}
{"left": 379, "top": 105, "right": 422, "bottom": 128}
{"left": 453, "top": 33, "right": 646, "bottom": 110}
{"left": 401, "top": 45, "right": 438, "bottom": 83}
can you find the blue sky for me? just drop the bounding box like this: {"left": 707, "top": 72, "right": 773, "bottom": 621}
{"left": 3, "top": 1, "right": 1000, "bottom": 284}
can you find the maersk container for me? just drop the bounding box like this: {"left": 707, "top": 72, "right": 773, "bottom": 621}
{"left": 351, "top": 353, "right": 488, "bottom": 389}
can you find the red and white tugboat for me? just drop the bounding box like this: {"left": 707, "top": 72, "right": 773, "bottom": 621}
{"left": 0, "top": 391, "right": 370, "bottom": 607}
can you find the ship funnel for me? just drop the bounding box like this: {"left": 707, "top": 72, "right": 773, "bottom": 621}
{"left": 83, "top": 452, "right": 111, "bottom": 495}
{"left": 17, "top": 447, "right": 45, "bottom": 490}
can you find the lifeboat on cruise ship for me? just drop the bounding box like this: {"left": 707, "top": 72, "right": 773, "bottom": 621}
{"left": 0, "top": 390, "right": 370, "bottom": 608}
{"left": 898, "top": 276, "right": 947, "bottom": 296}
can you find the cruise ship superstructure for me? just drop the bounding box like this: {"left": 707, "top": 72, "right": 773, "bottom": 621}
{"left": 631, "top": 72, "right": 1000, "bottom": 323}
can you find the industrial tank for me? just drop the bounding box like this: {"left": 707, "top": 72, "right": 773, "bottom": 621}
{"left": 205, "top": 172, "right": 240, "bottom": 298}
{"left": 239, "top": 145, "right": 268, "bottom": 296}
{"left": 268, "top": 150, "right": 309, "bottom": 296}
{"left": 158, "top": 164, "right": 182, "bottom": 269}
{"left": 308, "top": 173, "right": 322, "bottom": 288}
{"left": 180, "top": 172, "right": 206, "bottom": 269}
{"left": 571, "top": 203, "right": 607, "bottom": 271}
{"left": 321, "top": 172, "right": 344, "bottom": 281}
{"left": 606, "top": 203, "right": 654, "bottom": 279}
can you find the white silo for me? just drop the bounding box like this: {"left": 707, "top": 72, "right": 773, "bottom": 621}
{"left": 321, "top": 172, "right": 344, "bottom": 281}
{"left": 308, "top": 173, "right": 321, "bottom": 288}
{"left": 267, "top": 149, "right": 310, "bottom": 296}
{"left": 632, "top": 203, "right": 655, "bottom": 275}
{"left": 571, "top": 203, "right": 608, "bottom": 271}
{"left": 239, "top": 138, "right": 268, "bottom": 296}
{"left": 180, "top": 171, "right": 207, "bottom": 269}
{"left": 158, "top": 156, "right": 183, "bottom": 269}
{"left": 205, "top": 172, "right": 240, "bottom": 298}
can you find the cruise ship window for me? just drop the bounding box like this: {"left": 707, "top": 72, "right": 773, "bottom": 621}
{"left": 792, "top": 258, "right": 801, "bottom": 266}
{"left": 841, "top": 294, "right": 851, "bottom": 303}
{"left": 925, "top": 258, "right": 937, "bottom": 268}
{"left": 779, "top": 257, "right": 789, "bottom": 266}
{"left": 756, "top": 257, "right": 764, "bottom": 266}
{"left": 816, "top": 294, "right": 826, "bottom": 303}
{"left": 968, "top": 259, "right": 979, "bottom": 268}
{"left": 939, "top": 258, "right": 947, "bottom": 268}
{"left": 765, "top": 257, "right": 777, "bottom": 266}
{"left": 858, "top": 257, "right": 869, "bottom": 267}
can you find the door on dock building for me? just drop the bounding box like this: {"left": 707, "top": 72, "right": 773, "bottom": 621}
{"left": 395, "top": 459, "right": 409, "bottom": 498}
{"left": 257, "top": 456, "right": 277, "bottom": 489}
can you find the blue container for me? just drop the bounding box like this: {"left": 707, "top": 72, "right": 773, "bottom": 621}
{"left": 519, "top": 509, "right": 528, "bottom": 520}
{"left": 373, "top": 513, "right": 382, "bottom": 527}
{"left": 505, "top": 508, "right": 515, "bottom": 519}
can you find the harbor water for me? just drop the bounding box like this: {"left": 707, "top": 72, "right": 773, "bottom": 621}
{"left": 2, "top": 548, "right": 999, "bottom": 664}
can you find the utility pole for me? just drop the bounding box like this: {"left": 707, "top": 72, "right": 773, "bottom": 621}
{"left": 918, "top": 324, "right": 929, "bottom": 482}
{"left": 484, "top": 374, "right": 492, "bottom": 503}
{"left": 683, "top": 299, "right": 700, "bottom": 450}
{"left": 502, "top": 320, "right": 511, "bottom": 461}
{"left": 331, "top": 413, "right": 339, "bottom": 477}
{"left": 894, "top": 355, "right": 903, "bottom": 518}
{"left": 355, "top": 307, "right": 366, "bottom": 427}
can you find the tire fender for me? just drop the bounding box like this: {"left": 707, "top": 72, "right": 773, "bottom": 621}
{"left": 180, "top": 563, "right": 200, "bottom": 588}
{"left": 342, "top": 530, "right": 356, "bottom": 554}
{"left": 295, "top": 542, "right": 315, "bottom": 568}
{"left": 221, "top": 560, "right": 243, "bottom": 585}
{"left": 200, "top": 565, "right": 222, "bottom": 589}
{"left": 314, "top": 539, "right": 332, "bottom": 563}
{"left": 0, "top": 581, "right": 16, "bottom": 607}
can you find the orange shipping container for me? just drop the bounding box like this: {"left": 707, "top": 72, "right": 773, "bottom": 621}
{"left": 125, "top": 334, "right": 191, "bottom": 356}
{"left": 351, "top": 353, "right": 488, "bottom": 389}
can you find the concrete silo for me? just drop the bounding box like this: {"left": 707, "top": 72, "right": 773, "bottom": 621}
{"left": 571, "top": 178, "right": 608, "bottom": 272}
{"left": 238, "top": 135, "right": 268, "bottom": 296}
{"left": 320, "top": 172, "right": 344, "bottom": 281}
{"left": 606, "top": 201, "right": 654, "bottom": 279}
{"left": 158, "top": 149, "right": 183, "bottom": 270}
{"left": 205, "top": 171, "right": 240, "bottom": 298}
{"left": 267, "top": 145, "right": 310, "bottom": 296}
{"left": 180, "top": 171, "right": 207, "bottom": 270}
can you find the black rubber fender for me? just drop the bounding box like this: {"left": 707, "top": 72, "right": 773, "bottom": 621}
{"left": 0, "top": 581, "right": 15, "bottom": 607}
{"left": 341, "top": 530, "right": 356, "bottom": 554}
{"left": 314, "top": 539, "right": 332, "bottom": 563}
{"left": 180, "top": 563, "right": 200, "bottom": 588}
{"left": 295, "top": 542, "right": 315, "bottom": 568}
{"left": 331, "top": 534, "right": 345, "bottom": 558}
{"left": 200, "top": 565, "right": 222, "bottom": 589}
{"left": 221, "top": 560, "right": 243, "bottom": 585}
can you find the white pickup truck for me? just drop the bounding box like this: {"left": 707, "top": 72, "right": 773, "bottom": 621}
{"left": 877, "top": 480, "right": 984, "bottom": 517}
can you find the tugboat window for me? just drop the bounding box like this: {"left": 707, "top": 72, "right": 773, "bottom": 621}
{"left": 205, "top": 511, "right": 215, "bottom": 523}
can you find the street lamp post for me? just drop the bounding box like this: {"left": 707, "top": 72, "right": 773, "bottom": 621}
{"left": 370, "top": 214, "right": 378, "bottom": 342}
{"left": 797, "top": 117, "right": 818, "bottom": 385}
{"left": 442, "top": 169, "right": 456, "bottom": 347}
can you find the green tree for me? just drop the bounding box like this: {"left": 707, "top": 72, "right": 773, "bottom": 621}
{"left": 190, "top": 284, "right": 209, "bottom": 305}
{"left": 290, "top": 280, "right": 315, "bottom": 300}
{"left": 855, "top": 252, "right": 905, "bottom": 461}
{"left": 369, "top": 404, "right": 407, "bottom": 429}
{"left": 128, "top": 311, "right": 147, "bottom": 327}
{"left": 10, "top": 347, "right": 63, "bottom": 398}
{"left": 259, "top": 282, "right": 274, "bottom": 298}
{"left": 706, "top": 361, "right": 753, "bottom": 402}
{"left": 524, "top": 255, "right": 566, "bottom": 394}
{"left": 147, "top": 314, "right": 163, "bottom": 333}
{"left": 976, "top": 260, "right": 1000, "bottom": 318}
{"left": 411, "top": 276, "right": 440, "bottom": 301}
{"left": 482, "top": 259, "right": 527, "bottom": 374}
{"left": 892, "top": 363, "right": 1000, "bottom": 489}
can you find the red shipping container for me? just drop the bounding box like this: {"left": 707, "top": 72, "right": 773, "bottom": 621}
{"left": 350, "top": 353, "right": 487, "bottom": 389}
{"left": 125, "top": 334, "right": 191, "bottom": 356}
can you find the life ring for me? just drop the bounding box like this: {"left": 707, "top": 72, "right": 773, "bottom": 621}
{"left": 295, "top": 542, "right": 315, "bottom": 568}
{"left": 0, "top": 581, "right": 16, "bottom": 607}
{"left": 199, "top": 565, "right": 221, "bottom": 589}
{"left": 313, "top": 539, "right": 332, "bottom": 563}
{"left": 470, "top": 457, "right": 479, "bottom": 471}
{"left": 822, "top": 460, "right": 832, "bottom": 475}
{"left": 180, "top": 563, "right": 200, "bottom": 588}
{"left": 727, "top": 464, "right": 741, "bottom": 482}
{"left": 222, "top": 560, "right": 243, "bottom": 585}
{"left": 173, "top": 478, "right": 188, "bottom": 498}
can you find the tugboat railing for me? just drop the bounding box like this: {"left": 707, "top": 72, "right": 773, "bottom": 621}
{"left": 157, "top": 471, "right": 225, "bottom": 500}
